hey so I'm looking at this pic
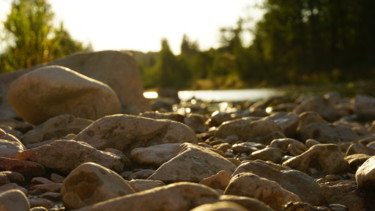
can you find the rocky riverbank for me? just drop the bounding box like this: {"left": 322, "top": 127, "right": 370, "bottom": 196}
{"left": 2, "top": 90, "right": 375, "bottom": 210}
{"left": 1, "top": 51, "right": 375, "bottom": 211}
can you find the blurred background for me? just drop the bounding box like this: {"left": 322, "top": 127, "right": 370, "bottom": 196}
{"left": 1, "top": 0, "right": 375, "bottom": 92}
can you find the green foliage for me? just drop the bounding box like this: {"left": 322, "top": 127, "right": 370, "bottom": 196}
{"left": 0, "top": 0, "right": 90, "bottom": 72}
{"left": 137, "top": 1, "right": 375, "bottom": 90}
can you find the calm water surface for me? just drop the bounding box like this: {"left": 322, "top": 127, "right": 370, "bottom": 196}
{"left": 178, "top": 89, "right": 285, "bottom": 102}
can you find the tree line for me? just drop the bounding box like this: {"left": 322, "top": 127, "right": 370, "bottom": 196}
{"left": 0, "top": 0, "right": 91, "bottom": 72}
{"left": 137, "top": 0, "right": 375, "bottom": 90}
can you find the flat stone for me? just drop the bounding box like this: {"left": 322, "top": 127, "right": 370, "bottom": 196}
{"left": 16, "top": 140, "right": 124, "bottom": 174}
{"left": 130, "top": 143, "right": 182, "bottom": 166}
{"left": 283, "top": 144, "right": 350, "bottom": 175}
{"left": 76, "top": 182, "right": 219, "bottom": 211}
{"left": 62, "top": 162, "right": 135, "bottom": 209}
{"left": 233, "top": 160, "right": 324, "bottom": 205}
{"left": 22, "top": 114, "right": 92, "bottom": 146}
{"left": 356, "top": 156, "right": 375, "bottom": 189}
{"left": 75, "top": 114, "right": 197, "bottom": 154}
{"left": 224, "top": 172, "right": 301, "bottom": 210}
{"left": 148, "top": 143, "right": 236, "bottom": 182}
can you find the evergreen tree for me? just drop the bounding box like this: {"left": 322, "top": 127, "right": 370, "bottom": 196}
{"left": 0, "top": 0, "right": 89, "bottom": 72}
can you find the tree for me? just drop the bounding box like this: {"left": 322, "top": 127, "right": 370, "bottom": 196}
{"left": 0, "top": 0, "right": 89, "bottom": 72}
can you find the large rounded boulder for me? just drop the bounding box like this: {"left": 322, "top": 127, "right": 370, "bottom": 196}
{"left": 7, "top": 65, "right": 121, "bottom": 125}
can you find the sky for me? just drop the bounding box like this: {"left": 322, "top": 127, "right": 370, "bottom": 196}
{"left": 0, "top": 0, "right": 264, "bottom": 54}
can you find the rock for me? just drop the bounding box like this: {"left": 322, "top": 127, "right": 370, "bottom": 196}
{"left": 293, "top": 96, "right": 341, "bottom": 122}
{"left": 199, "top": 170, "right": 232, "bottom": 190}
{"left": 355, "top": 156, "right": 375, "bottom": 189}
{"left": 268, "top": 112, "right": 299, "bottom": 137}
{"left": 128, "top": 169, "right": 155, "bottom": 180}
{"left": 48, "top": 50, "right": 150, "bottom": 114}
{"left": 299, "top": 122, "right": 359, "bottom": 144}
{"left": 269, "top": 138, "right": 307, "bottom": 156}
{"left": 297, "top": 111, "right": 327, "bottom": 132}
{"left": 22, "top": 114, "right": 93, "bottom": 146}
{"left": 140, "top": 111, "right": 184, "bottom": 122}
{"left": 76, "top": 182, "right": 219, "bottom": 211}
{"left": 148, "top": 143, "right": 236, "bottom": 182}
{"left": 215, "top": 117, "right": 285, "bottom": 144}
{"left": 346, "top": 142, "right": 374, "bottom": 156}
{"left": 320, "top": 179, "right": 365, "bottom": 211}
{"left": 0, "top": 189, "right": 30, "bottom": 211}
{"left": 219, "top": 195, "right": 274, "bottom": 211}
{"left": 354, "top": 95, "right": 375, "bottom": 119}
{"left": 184, "top": 113, "right": 208, "bottom": 133}
{"left": 190, "top": 201, "right": 248, "bottom": 211}
{"left": 61, "top": 162, "right": 135, "bottom": 209}
{"left": 208, "top": 111, "right": 239, "bottom": 127}
{"left": 345, "top": 154, "right": 370, "bottom": 169}
{"left": 0, "top": 128, "right": 26, "bottom": 158}
{"left": 28, "top": 198, "right": 54, "bottom": 209}
{"left": 29, "top": 183, "right": 62, "bottom": 195}
{"left": 0, "top": 183, "right": 28, "bottom": 195}
{"left": 128, "top": 179, "right": 165, "bottom": 192}
{"left": 30, "top": 207, "right": 48, "bottom": 211}
{"left": 0, "top": 171, "right": 25, "bottom": 185}
{"left": 130, "top": 143, "right": 182, "bottom": 166}
{"left": 0, "top": 157, "right": 45, "bottom": 178}
{"left": 224, "top": 172, "right": 301, "bottom": 210}
{"left": 16, "top": 140, "right": 124, "bottom": 173}
{"left": 249, "top": 147, "right": 283, "bottom": 163}
{"left": 7, "top": 65, "right": 121, "bottom": 125}
{"left": 283, "top": 144, "right": 350, "bottom": 175}
{"left": 75, "top": 114, "right": 197, "bottom": 154}
{"left": 283, "top": 201, "right": 330, "bottom": 211}
{"left": 233, "top": 160, "right": 324, "bottom": 205}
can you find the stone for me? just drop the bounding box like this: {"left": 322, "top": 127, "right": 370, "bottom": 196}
{"left": 283, "top": 144, "right": 350, "bottom": 175}
{"left": 299, "top": 122, "right": 359, "bottom": 144}
{"left": 233, "top": 160, "right": 324, "bottom": 205}
{"left": 270, "top": 138, "right": 306, "bottom": 156}
{"left": 140, "top": 111, "right": 184, "bottom": 122}
{"left": 128, "top": 169, "right": 155, "bottom": 180}
{"left": 215, "top": 117, "right": 285, "bottom": 144}
{"left": 75, "top": 114, "right": 197, "bottom": 154}
{"left": 190, "top": 201, "right": 248, "bottom": 211}
{"left": 208, "top": 111, "right": 239, "bottom": 127}
{"left": 7, "top": 65, "right": 121, "bottom": 125}
{"left": 0, "top": 183, "right": 28, "bottom": 195}
{"left": 22, "top": 114, "right": 93, "bottom": 146}
{"left": 219, "top": 195, "right": 274, "bottom": 211}
{"left": 16, "top": 140, "right": 124, "bottom": 173}
{"left": 354, "top": 95, "right": 375, "bottom": 119}
{"left": 0, "top": 171, "right": 25, "bottom": 185}
{"left": 130, "top": 143, "right": 182, "bottom": 166}
{"left": 61, "top": 162, "right": 135, "bottom": 209}
{"left": 297, "top": 111, "right": 327, "bottom": 132}
{"left": 30, "top": 207, "right": 48, "bottom": 211}
{"left": 249, "top": 147, "right": 283, "bottom": 163}
{"left": 76, "top": 182, "right": 219, "bottom": 211}
{"left": 128, "top": 179, "right": 165, "bottom": 192}
{"left": 199, "top": 170, "right": 232, "bottom": 190}
{"left": 346, "top": 142, "right": 374, "bottom": 156}
{"left": 148, "top": 143, "right": 236, "bottom": 182}
{"left": 293, "top": 96, "right": 341, "bottom": 122}
{"left": 224, "top": 172, "right": 301, "bottom": 210}
{"left": 0, "top": 128, "right": 25, "bottom": 158}
{"left": 283, "top": 202, "right": 330, "bottom": 211}
{"left": 48, "top": 50, "right": 150, "bottom": 114}
{"left": 268, "top": 112, "right": 299, "bottom": 137}
{"left": 29, "top": 183, "right": 62, "bottom": 195}
{"left": 355, "top": 156, "right": 375, "bottom": 189}
{"left": 345, "top": 154, "right": 370, "bottom": 170}
{"left": 184, "top": 113, "right": 208, "bottom": 133}
{"left": 0, "top": 189, "right": 30, "bottom": 211}
{"left": 320, "top": 179, "right": 365, "bottom": 211}
{"left": 0, "top": 157, "right": 45, "bottom": 178}
{"left": 28, "top": 198, "right": 54, "bottom": 209}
